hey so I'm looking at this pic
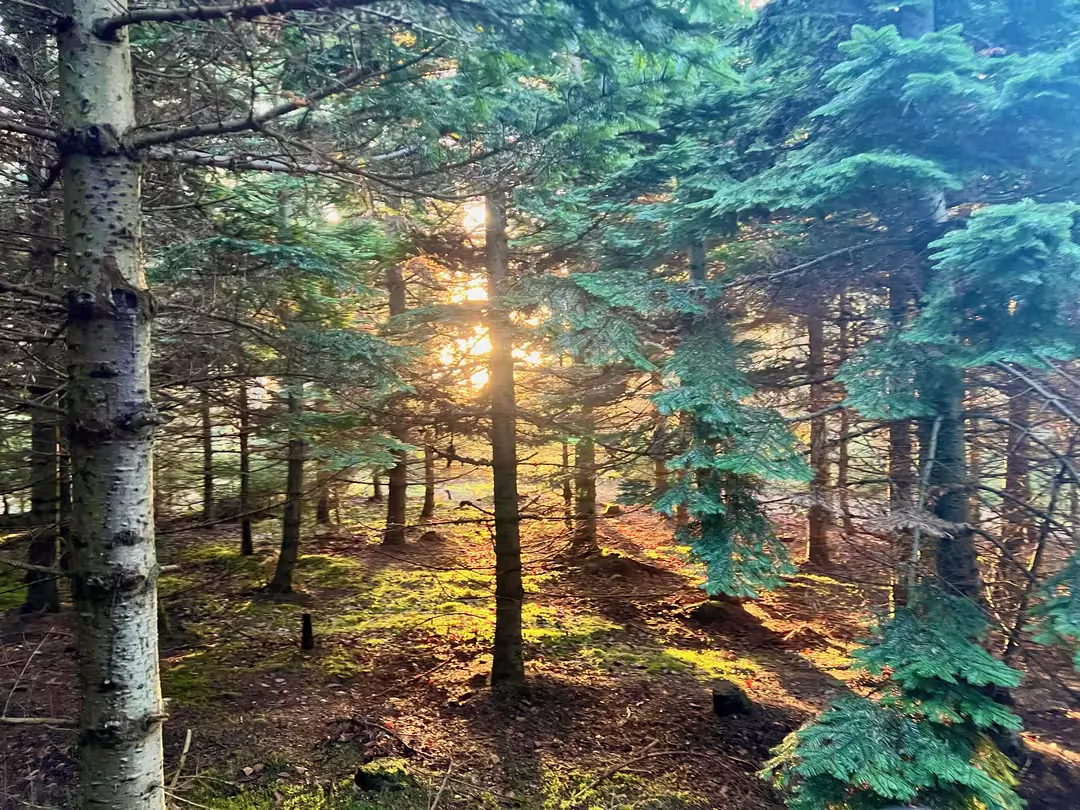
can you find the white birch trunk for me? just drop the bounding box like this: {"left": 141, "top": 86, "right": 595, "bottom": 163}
{"left": 59, "top": 0, "right": 165, "bottom": 807}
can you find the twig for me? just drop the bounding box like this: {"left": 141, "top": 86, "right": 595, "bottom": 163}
{"left": 170, "top": 729, "right": 194, "bottom": 789}
{"left": 164, "top": 791, "right": 216, "bottom": 810}
{"left": 574, "top": 740, "right": 683, "bottom": 799}
{"left": 371, "top": 657, "right": 453, "bottom": 698}
{"left": 3, "top": 629, "right": 53, "bottom": 717}
{"left": 0, "top": 716, "right": 77, "bottom": 727}
{"left": 429, "top": 761, "right": 453, "bottom": 810}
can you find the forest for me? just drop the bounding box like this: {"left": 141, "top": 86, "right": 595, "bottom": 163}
{"left": 1, "top": 0, "right": 1079, "bottom": 809}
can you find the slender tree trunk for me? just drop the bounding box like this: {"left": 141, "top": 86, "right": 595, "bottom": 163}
{"left": 836, "top": 295, "right": 855, "bottom": 536}
{"left": 58, "top": 436, "right": 71, "bottom": 568}
{"left": 968, "top": 418, "right": 982, "bottom": 526}
{"left": 238, "top": 381, "right": 254, "bottom": 555}
{"left": 383, "top": 435, "right": 408, "bottom": 545}
{"left": 806, "top": 312, "right": 831, "bottom": 566}
{"left": 25, "top": 400, "right": 60, "bottom": 613}
{"left": 200, "top": 387, "right": 214, "bottom": 522}
{"left": 371, "top": 474, "right": 383, "bottom": 503}
{"left": 1002, "top": 383, "right": 1032, "bottom": 549}
{"left": 486, "top": 191, "right": 525, "bottom": 686}
{"left": 929, "top": 370, "right": 982, "bottom": 599}
{"left": 315, "top": 468, "right": 333, "bottom": 526}
{"left": 60, "top": 0, "right": 165, "bottom": 803}
{"left": 888, "top": 278, "right": 915, "bottom": 606}
{"left": 420, "top": 441, "right": 436, "bottom": 519}
{"left": 268, "top": 387, "right": 305, "bottom": 593}
{"left": 383, "top": 263, "right": 409, "bottom": 545}
{"left": 572, "top": 417, "right": 598, "bottom": 554}
{"left": 561, "top": 442, "right": 573, "bottom": 529}
{"left": 24, "top": 182, "right": 61, "bottom": 614}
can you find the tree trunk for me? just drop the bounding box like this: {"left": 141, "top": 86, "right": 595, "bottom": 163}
{"left": 888, "top": 277, "right": 915, "bottom": 606}
{"left": 561, "top": 441, "right": 573, "bottom": 529}
{"left": 24, "top": 180, "right": 61, "bottom": 615}
{"left": 24, "top": 400, "right": 60, "bottom": 614}
{"left": 420, "top": 441, "right": 436, "bottom": 519}
{"left": 59, "top": 0, "right": 166, "bottom": 803}
{"left": 573, "top": 424, "right": 598, "bottom": 554}
{"left": 315, "top": 468, "right": 333, "bottom": 526}
{"left": 383, "top": 263, "right": 409, "bottom": 545}
{"left": 486, "top": 191, "right": 525, "bottom": 686}
{"left": 371, "top": 474, "right": 383, "bottom": 503}
{"left": 929, "top": 369, "right": 982, "bottom": 599}
{"left": 1001, "top": 383, "right": 1032, "bottom": 550}
{"left": 806, "top": 312, "right": 831, "bottom": 566}
{"left": 652, "top": 410, "right": 669, "bottom": 496}
{"left": 836, "top": 295, "right": 855, "bottom": 536}
{"left": 383, "top": 434, "right": 409, "bottom": 545}
{"left": 58, "top": 436, "right": 71, "bottom": 568}
{"left": 268, "top": 387, "right": 305, "bottom": 594}
{"left": 238, "top": 382, "right": 254, "bottom": 555}
{"left": 200, "top": 387, "right": 214, "bottom": 522}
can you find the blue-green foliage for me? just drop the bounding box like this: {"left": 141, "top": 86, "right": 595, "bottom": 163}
{"left": 654, "top": 322, "right": 807, "bottom": 597}
{"left": 911, "top": 200, "right": 1080, "bottom": 357}
{"left": 1031, "top": 548, "right": 1080, "bottom": 670}
{"left": 765, "top": 594, "right": 1022, "bottom": 810}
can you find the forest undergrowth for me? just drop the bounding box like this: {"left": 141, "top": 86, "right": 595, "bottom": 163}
{"left": 3, "top": 479, "right": 1078, "bottom": 810}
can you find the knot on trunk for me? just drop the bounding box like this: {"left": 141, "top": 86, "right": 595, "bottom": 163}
{"left": 58, "top": 124, "right": 136, "bottom": 158}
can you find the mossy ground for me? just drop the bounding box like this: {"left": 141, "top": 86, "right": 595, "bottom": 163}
{"left": 4, "top": 478, "right": 1077, "bottom": 810}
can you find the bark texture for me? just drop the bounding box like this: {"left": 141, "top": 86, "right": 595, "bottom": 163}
{"left": 420, "top": 441, "right": 436, "bottom": 519}
{"left": 60, "top": 0, "right": 166, "bottom": 804}
{"left": 929, "top": 370, "right": 982, "bottom": 600}
{"left": 268, "top": 387, "right": 305, "bottom": 593}
{"left": 238, "top": 382, "right": 254, "bottom": 555}
{"left": 485, "top": 191, "right": 525, "bottom": 685}
{"left": 806, "top": 312, "right": 831, "bottom": 566}
{"left": 383, "top": 263, "right": 409, "bottom": 544}
{"left": 200, "top": 387, "right": 213, "bottom": 522}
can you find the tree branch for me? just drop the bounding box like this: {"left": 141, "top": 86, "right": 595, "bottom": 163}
{"left": 0, "top": 121, "right": 60, "bottom": 143}
{"left": 130, "top": 59, "right": 391, "bottom": 149}
{"left": 96, "top": 0, "right": 378, "bottom": 40}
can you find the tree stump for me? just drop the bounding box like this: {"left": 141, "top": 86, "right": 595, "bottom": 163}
{"left": 711, "top": 680, "right": 752, "bottom": 717}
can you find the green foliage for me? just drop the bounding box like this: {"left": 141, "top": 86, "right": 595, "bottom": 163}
{"left": 764, "top": 593, "right": 1022, "bottom": 810}
{"left": 911, "top": 200, "right": 1080, "bottom": 358}
{"left": 653, "top": 322, "right": 806, "bottom": 597}
{"left": 1031, "top": 547, "right": 1080, "bottom": 669}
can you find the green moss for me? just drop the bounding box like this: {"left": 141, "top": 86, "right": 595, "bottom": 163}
{"left": 296, "top": 554, "right": 364, "bottom": 589}
{"left": 537, "top": 768, "right": 706, "bottom": 810}
{"left": 318, "top": 647, "right": 368, "bottom": 680}
{"left": 522, "top": 604, "right": 618, "bottom": 655}
{"left": 162, "top": 658, "right": 218, "bottom": 707}
{"left": 189, "top": 779, "right": 429, "bottom": 810}
{"left": 580, "top": 644, "right": 759, "bottom": 681}
{"left": 0, "top": 563, "right": 26, "bottom": 611}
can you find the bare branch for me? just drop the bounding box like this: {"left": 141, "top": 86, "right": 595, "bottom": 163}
{"left": 130, "top": 59, "right": 392, "bottom": 149}
{"left": 96, "top": 0, "right": 378, "bottom": 40}
{"left": 0, "top": 120, "right": 60, "bottom": 143}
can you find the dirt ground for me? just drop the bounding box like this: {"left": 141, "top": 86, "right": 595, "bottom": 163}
{"left": 2, "top": 494, "right": 1079, "bottom": 810}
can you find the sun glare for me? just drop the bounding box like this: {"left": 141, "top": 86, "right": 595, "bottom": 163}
{"left": 462, "top": 200, "right": 486, "bottom": 235}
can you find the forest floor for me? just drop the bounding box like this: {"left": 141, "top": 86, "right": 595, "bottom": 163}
{"left": 2, "top": 483, "right": 1080, "bottom": 810}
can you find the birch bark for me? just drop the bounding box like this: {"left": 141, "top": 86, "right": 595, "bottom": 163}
{"left": 59, "top": 0, "right": 165, "bottom": 806}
